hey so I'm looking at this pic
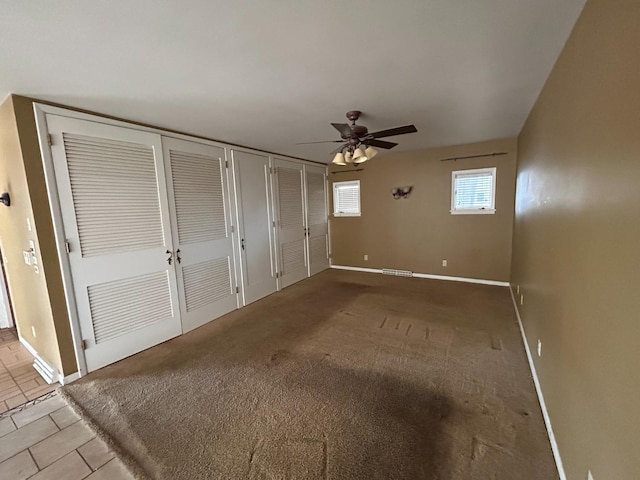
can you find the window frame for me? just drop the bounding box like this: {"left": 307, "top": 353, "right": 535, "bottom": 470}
{"left": 333, "top": 180, "right": 361, "bottom": 217}
{"left": 450, "top": 167, "right": 497, "bottom": 215}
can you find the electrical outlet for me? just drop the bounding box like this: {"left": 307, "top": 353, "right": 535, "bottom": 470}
{"left": 364, "top": 254, "right": 368, "bottom": 261}
{"left": 31, "top": 326, "right": 37, "bottom": 338}
{"left": 520, "top": 294, "right": 524, "bottom": 306}
{"left": 442, "top": 260, "right": 447, "bottom": 267}
{"left": 537, "top": 339, "right": 542, "bottom": 357}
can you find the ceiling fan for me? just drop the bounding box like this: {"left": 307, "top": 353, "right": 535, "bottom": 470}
{"left": 297, "top": 111, "right": 417, "bottom": 165}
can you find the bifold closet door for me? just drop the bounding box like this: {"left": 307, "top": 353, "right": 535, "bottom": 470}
{"left": 231, "top": 151, "right": 278, "bottom": 305}
{"left": 274, "top": 158, "right": 308, "bottom": 288}
{"left": 304, "top": 165, "right": 329, "bottom": 275}
{"left": 46, "top": 115, "right": 181, "bottom": 372}
{"left": 163, "top": 138, "right": 238, "bottom": 333}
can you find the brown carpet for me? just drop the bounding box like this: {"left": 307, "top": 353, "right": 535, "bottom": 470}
{"left": 61, "top": 270, "right": 557, "bottom": 479}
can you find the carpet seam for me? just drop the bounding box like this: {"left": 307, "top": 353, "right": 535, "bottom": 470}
{"left": 59, "top": 388, "right": 152, "bottom": 480}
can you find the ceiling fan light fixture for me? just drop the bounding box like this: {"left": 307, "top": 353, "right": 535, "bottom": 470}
{"left": 344, "top": 151, "right": 353, "bottom": 163}
{"left": 364, "top": 146, "right": 378, "bottom": 160}
{"left": 332, "top": 152, "right": 347, "bottom": 165}
{"left": 353, "top": 147, "right": 366, "bottom": 160}
{"left": 353, "top": 155, "right": 368, "bottom": 164}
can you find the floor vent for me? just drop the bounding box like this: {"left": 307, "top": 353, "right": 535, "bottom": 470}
{"left": 382, "top": 268, "right": 413, "bottom": 277}
{"left": 33, "top": 355, "right": 56, "bottom": 385}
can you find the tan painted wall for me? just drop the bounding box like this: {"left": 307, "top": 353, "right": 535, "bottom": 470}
{"left": 12, "top": 96, "right": 77, "bottom": 375}
{"left": 0, "top": 96, "right": 75, "bottom": 375}
{"left": 329, "top": 138, "right": 517, "bottom": 282}
{"left": 511, "top": 0, "right": 640, "bottom": 478}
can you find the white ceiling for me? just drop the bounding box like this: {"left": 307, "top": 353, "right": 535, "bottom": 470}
{"left": 0, "top": 0, "right": 586, "bottom": 163}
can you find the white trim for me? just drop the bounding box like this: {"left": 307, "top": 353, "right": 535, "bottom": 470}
{"left": 331, "top": 265, "right": 382, "bottom": 274}
{"left": 449, "top": 209, "right": 496, "bottom": 215}
{"left": 34, "top": 105, "right": 88, "bottom": 378}
{"left": 451, "top": 166, "right": 497, "bottom": 214}
{"left": 412, "top": 272, "right": 508, "bottom": 286}
{"left": 18, "top": 337, "right": 60, "bottom": 385}
{"left": 60, "top": 372, "right": 80, "bottom": 385}
{"left": 32, "top": 103, "right": 322, "bottom": 168}
{"left": 330, "top": 265, "right": 509, "bottom": 286}
{"left": 509, "top": 285, "right": 567, "bottom": 480}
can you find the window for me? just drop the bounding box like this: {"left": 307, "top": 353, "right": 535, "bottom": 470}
{"left": 333, "top": 180, "right": 360, "bottom": 216}
{"left": 451, "top": 167, "right": 496, "bottom": 214}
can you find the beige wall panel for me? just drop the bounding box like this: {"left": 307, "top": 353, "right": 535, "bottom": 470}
{"left": 512, "top": 0, "right": 640, "bottom": 478}
{"left": 330, "top": 138, "right": 517, "bottom": 282}
{"left": 0, "top": 96, "right": 68, "bottom": 375}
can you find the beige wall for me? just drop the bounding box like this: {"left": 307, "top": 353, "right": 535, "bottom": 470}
{"left": 329, "top": 138, "right": 517, "bottom": 282}
{"left": 512, "top": 0, "right": 640, "bottom": 478}
{"left": 0, "top": 96, "right": 76, "bottom": 376}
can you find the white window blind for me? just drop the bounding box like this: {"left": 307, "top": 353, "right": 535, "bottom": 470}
{"left": 451, "top": 167, "right": 496, "bottom": 214}
{"left": 333, "top": 180, "right": 360, "bottom": 216}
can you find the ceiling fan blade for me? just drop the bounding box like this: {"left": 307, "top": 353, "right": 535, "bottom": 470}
{"left": 369, "top": 125, "right": 417, "bottom": 138}
{"left": 331, "top": 123, "right": 353, "bottom": 138}
{"left": 296, "top": 140, "right": 344, "bottom": 145}
{"left": 329, "top": 144, "right": 347, "bottom": 156}
{"left": 367, "top": 139, "right": 398, "bottom": 149}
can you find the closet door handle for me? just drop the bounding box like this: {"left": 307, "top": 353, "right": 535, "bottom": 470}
{"left": 241, "top": 238, "right": 245, "bottom": 251}
{"left": 166, "top": 249, "right": 173, "bottom": 265}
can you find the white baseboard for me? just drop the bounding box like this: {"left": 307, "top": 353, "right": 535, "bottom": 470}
{"left": 509, "top": 285, "right": 566, "bottom": 480}
{"left": 60, "top": 372, "right": 80, "bottom": 385}
{"left": 330, "top": 265, "right": 509, "bottom": 287}
{"left": 19, "top": 337, "right": 60, "bottom": 385}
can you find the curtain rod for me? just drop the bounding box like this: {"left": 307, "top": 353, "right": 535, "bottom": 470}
{"left": 331, "top": 169, "right": 364, "bottom": 174}
{"left": 439, "top": 152, "right": 508, "bottom": 162}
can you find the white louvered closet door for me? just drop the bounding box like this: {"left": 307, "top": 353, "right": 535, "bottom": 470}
{"left": 46, "top": 115, "right": 181, "bottom": 372}
{"left": 274, "top": 158, "right": 308, "bottom": 288}
{"left": 231, "top": 151, "right": 278, "bottom": 305}
{"left": 304, "top": 165, "right": 329, "bottom": 276}
{"left": 163, "top": 138, "right": 238, "bottom": 333}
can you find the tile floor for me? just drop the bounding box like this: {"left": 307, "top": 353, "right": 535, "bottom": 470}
{"left": 0, "top": 328, "right": 58, "bottom": 412}
{"left": 0, "top": 393, "right": 134, "bottom": 479}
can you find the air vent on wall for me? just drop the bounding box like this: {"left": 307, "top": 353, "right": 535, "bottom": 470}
{"left": 382, "top": 268, "right": 413, "bottom": 277}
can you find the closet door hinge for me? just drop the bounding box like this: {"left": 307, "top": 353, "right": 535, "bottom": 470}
{"left": 272, "top": 221, "right": 276, "bottom": 228}
{"left": 235, "top": 286, "right": 239, "bottom": 294}
{"left": 276, "top": 272, "right": 279, "bottom": 278}
{"left": 225, "top": 159, "right": 229, "bottom": 168}
{"left": 47, "top": 134, "right": 53, "bottom": 146}
{"left": 65, "top": 240, "right": 71, "bottom": 253}
{"left": 81, "top": 339, "right": 88, "bottom": 350}
{"left": 230, "top": 225, "right": 235, "bottom": 233}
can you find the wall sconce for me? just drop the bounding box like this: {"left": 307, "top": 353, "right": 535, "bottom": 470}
{"left": 391, "top": 186, "right": 412, "bottom": 199}
{"left": 0, "top": 192, "right": 10, "bottom": 207}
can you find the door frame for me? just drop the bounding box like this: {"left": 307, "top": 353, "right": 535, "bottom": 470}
{"left": 34, "top": 103, "right": 325, "bottom": 381}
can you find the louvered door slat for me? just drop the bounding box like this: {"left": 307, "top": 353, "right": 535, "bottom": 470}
{"left": 170, "top": 150, "right": 227, "bottom": 245}
{"left": 183, "top": 258, "right": 232, "bottom": 312}
{"left": 306, "top": 172, "right": 326, "bottom": 226}
{"left": 63, "top": 133, "right": 164, "bottom": 257}
{"left": 277, "top": 167, "right": 304, "bottom": 229}
{"left": 88, "top": 271, "right": 172, "bottom": 344}
{"left": 275, "top": 160, "right": 308, "bottom": 288}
